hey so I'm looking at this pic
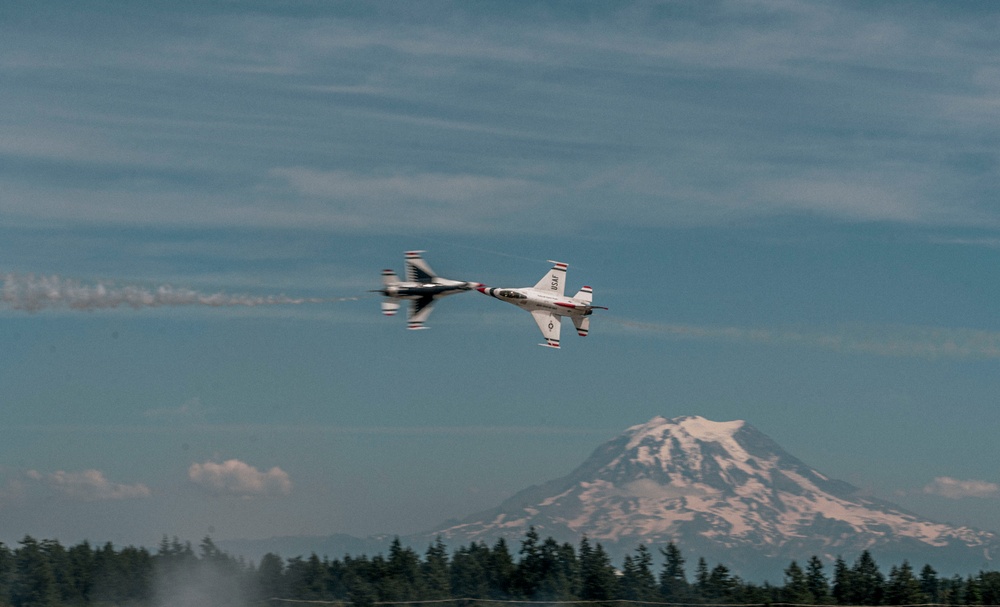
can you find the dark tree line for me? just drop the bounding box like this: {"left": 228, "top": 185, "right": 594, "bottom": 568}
{"left": 2, "top": 529, "right": 1000, "bottom": 606}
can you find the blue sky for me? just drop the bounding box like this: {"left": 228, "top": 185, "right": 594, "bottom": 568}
{"left": 3, "top": 0, "right": 1000, "bottom": 550}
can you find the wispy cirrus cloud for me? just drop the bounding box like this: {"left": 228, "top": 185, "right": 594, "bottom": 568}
{"left": 269, "top": 168, "right": 547, "bottom": 232}
{"left": 188, "top": 459, "right": 291, "bottom": 497}
{"left": 3, "top": 2, "right": 999, "bottom": 235}
{"left": 143, "top": 397, "right": 211, "bottom": 422}
{"left": 611, "top": 318, "right": 1000, "bottom": 360}
{"left": 923, "top": 477, "right": 1000, "bottom": 500}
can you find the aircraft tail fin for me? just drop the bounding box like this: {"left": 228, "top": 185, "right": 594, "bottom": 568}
{"left": 572, "top": 316, "right": 590, "bottom": 337}
{"left": 533, "top": 261, "right": 568, "bottom": 296}
{"left": 381, "top": 269, "right": 399, "bottom": 287}
{"left": 573, "top": 285, "right": 593, "bottom": 303}
{"left": 405, "top": 251, "right": 436, "bottom": 283}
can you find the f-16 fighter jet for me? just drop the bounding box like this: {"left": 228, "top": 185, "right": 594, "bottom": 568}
{"left": 477, "top": 261, "right": 607, "bottom": 348}
{"left": 373, "top": 251, "right": 480, "bottom": 330}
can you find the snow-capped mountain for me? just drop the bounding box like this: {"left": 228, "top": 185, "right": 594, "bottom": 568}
{"left": 427, "top": 415, "right": 998, "bottom": 580}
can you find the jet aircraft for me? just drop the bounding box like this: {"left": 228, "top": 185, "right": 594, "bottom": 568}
{"left": 373, "top": 251, "right": 479, "bottom": 330}
{"left": 477, "top": 261, "right": 607, "bottom": 348}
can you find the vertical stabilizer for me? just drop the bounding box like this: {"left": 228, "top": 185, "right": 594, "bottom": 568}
{"left": 405, "top": 251, "right": 436, "bottom": 283}
{"left": 533, "top": 261, "right": 568, "bottom": 296}
{"left": 381, "top": 269, "right": 399, "bottom": 287}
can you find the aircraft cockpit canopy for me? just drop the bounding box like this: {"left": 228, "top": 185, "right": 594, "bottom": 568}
{"left": 498, "top": 290, "right": 526, "bottom": 299}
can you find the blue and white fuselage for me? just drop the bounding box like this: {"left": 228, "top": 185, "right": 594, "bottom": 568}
{"left": 477, "top": 261, "right": 606, "bottom": 348}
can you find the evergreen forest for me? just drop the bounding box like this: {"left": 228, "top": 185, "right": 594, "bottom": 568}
{"left": 3, "top": 528, "right": 1000, "bottom": 607}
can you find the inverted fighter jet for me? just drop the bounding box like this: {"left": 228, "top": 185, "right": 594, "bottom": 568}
{"left": 373, "top": 251, "right": 479, "bottom": 330}
{"left": 477, "top": 261, "right": 607, "bottom": 348}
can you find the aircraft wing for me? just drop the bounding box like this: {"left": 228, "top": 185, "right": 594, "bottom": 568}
{"left": 531, "top": 310, "right": 561, "bottom": 348}
{"left": 533, "top": 261, "right": 568, "bottom": 296}
{"left": 406, "top": 296, "right": 435, "bottom": 330}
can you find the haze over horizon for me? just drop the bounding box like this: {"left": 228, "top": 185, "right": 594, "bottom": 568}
{"left": 3, "top": 1, "right": 1000, "bottom": 551}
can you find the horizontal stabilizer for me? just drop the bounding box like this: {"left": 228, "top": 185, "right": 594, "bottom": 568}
{"left": 572, "top": 316, "right": 590, "bottom": 337}
{"left": 573, "top": 285, "right": 593, "bottom": 303}
{"left": 381, "top": 299, "right": 400, "bottom": 316}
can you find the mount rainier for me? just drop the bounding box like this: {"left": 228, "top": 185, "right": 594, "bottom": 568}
{"left": 427, "top": 415, "right": 998, "bottom": 580}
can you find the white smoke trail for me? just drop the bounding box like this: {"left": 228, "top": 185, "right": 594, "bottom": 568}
{"left": 1, "top": 273, "right": 355, "bottom": 312}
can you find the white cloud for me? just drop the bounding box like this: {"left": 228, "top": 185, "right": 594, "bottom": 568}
{"left": 923, "top": 477, "right": 1000, "bottom": 500}
{"left": 188, "top": 459, "right": 292, "bottom": 497}
{"left": 25, "top": 469, "right": 151, "bottom": 501}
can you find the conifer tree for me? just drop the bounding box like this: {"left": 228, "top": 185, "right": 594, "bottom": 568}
{"left": 257, "top": 553, "right": 286, "bottom": 600}
{"left": 832, "top": 556, "right": 853, "bottom": 605}
{"left": 65, "top": 541, "right": 95, "bottom": 605}
{"left": 659, "top": 541, "right": 689, "bottom": 601}
{"left": 284, "top": 554, "right": 329, "bottom": 600}
{"left": 343, "top": 555, "right": 377, "bottom": 607}
{"left": 578, "top": 538, "right": 617, "bottom": 602}
{"left": 885, "top": 561, "right": 924, "bottom": 605}
{"left": 962, "top": 574, "right": 981, "bottom": 606}
{"left": 705, "top": 563, "right": 737, "bottom": 602}
{"left": 11, "top": 536, "right": 57, "bottom": 607}
{"left": 621, "top": 545, "right": 658, "bottom": 602}
{"left": 945, "top": 574, "right": 966, "bottom": 606}
{"left": 422, "top": 537, "right": 450, "bottom": 599}
{"left": 694, "top": 557, "right": 710, "bottom": 598}
{"left": 386, "top": 537, "right": 424, "bottom": 600}
{"left": 535, "top": 538, "right": 578, "bottom": 600}
{"left": 919, "top": 564, "right": 939, "bottom": 603}
{"left": 978, "top": 571, "right": 1000, "bottom": 606}
{"left": 515, "top": 527, "right": 543, "bottom": 598}
{"left": 850, "top": 550, "right": 885, "bottom": 605}
{"left": 487, "top": 538, "right": 516, "bottom": 599}
{"left": 806, "top": 555, "right": 831, "bottom": 604}
{"left": 450, "top": 542, "right": 490, "bottom": 598}
{"left": 0, "top": 542, "right": 14, "bottom": 605}
{"left": 783, "top": 560, "right": 814, "bottom": 604}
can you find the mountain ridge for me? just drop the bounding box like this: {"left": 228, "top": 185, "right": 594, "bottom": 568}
{"left": 221, "top": 415, "right": 998, "bottom": 582}
{"left": 420, "top": 415, "right": 998, "bottom": 579}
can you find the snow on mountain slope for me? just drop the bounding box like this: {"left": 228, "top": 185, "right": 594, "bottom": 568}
{"left": 429, "top": 415, "right": 997, "bottom": 578}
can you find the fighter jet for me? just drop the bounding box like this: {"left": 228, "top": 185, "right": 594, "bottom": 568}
{"left": 373, "top": 251, "right": 479, "bottom": 330}
{"left": 477, "top": 261, "right": 607, "bottom": 348}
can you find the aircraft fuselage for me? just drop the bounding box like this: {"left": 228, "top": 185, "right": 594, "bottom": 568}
{"left": 478, "top": 287, "right": 594, "bottom": 318}
{"left": 374, "top": 251, "right": 480, "bottom": 329}
{"left": 475, "top": 261, "right": 605, "bottom": 348}
{"left": 382, "top": 281, "right": 475, "bottom": 299}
